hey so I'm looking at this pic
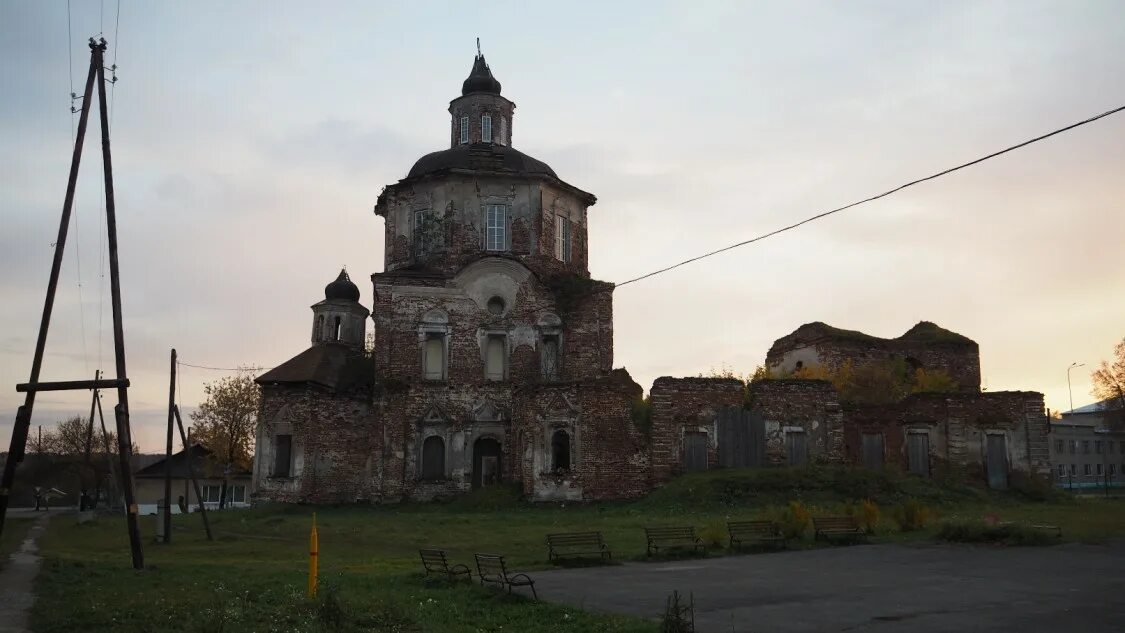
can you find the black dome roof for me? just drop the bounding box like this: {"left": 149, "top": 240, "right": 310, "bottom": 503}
{"left": 462, "top": 54, "right": 501, "bottom": 96}
{"left": 407, "top": 144, "right": 557, "bottom": 180}
{"left": 324, "top": 269, "right": 360, "bottom": 302}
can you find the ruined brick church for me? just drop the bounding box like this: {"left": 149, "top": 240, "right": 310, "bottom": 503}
{"left": 252, "top": 54, "right": 1050, "bottom": 504}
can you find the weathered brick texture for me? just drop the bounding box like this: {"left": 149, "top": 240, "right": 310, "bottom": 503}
{"left": 649, "top": 377, "right": 745, "bottom": 484}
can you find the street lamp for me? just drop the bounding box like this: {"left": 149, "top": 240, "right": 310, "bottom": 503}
{"left": 1067, "top": 362, "right": 1085, "bottom": 413}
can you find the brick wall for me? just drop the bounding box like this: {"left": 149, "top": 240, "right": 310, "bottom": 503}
{"left": 649, "top": 377, "right": 745, "bottom": 484}
{"left": 748, "top": 379, "right": 844, "bottom": 464}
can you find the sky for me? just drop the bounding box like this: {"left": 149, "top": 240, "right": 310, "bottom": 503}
{"left": 1, "top": 1, "right": 1123, "bottom": 453}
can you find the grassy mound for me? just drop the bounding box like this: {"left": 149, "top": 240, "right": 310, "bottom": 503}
{"left": 636, "top": 464, "right": 988, "bottom": 510}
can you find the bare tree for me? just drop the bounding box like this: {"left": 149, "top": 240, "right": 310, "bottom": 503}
{"left": 1091, "top": 337, "right": 1125, "bottom": 428}
{"left": 190, "top": 372, "right": 259, "bottom": 509}
{"left": 49, "top": 416, "right": 132, "bottom": 509}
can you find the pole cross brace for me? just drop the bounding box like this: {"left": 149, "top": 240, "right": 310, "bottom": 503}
{"left": 16, "top": 378, "right": 129, "bottom": 393}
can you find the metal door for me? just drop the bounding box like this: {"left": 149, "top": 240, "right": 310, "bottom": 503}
{"left": 717, "top": 408, "right": 766, "bottom": 468}
{"left": 786, "top": 432, "right": 807, "bottom": 466}
{"left": 907, "top": 433, "right": 930, "bottom": 476}
{"left": 684, "top": 431, "right": 709, "bottom": 472}
{"left": 861, "top": 433, "right": 885, "bottom": 470}
{"left": 986, "top": 434, "right": 1008, "bottom": 490}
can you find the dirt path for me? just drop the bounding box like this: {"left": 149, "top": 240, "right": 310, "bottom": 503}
{"left": 0, "top": 513, "right": 51, "bottom": 633}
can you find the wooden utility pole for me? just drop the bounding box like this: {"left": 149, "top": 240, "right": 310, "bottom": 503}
{"left": 163, "top": 349, "right": 176, "bottom": 543}
{"left": 173, "top": 405, "right": 213, "bottom": 541}
{"left": 82, "top": 370, "right": 100, "bottom": 510}
{"left": 0, "top": 38, "right": 144, "bottom": 569}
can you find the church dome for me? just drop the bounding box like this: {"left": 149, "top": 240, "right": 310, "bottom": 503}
{"left": 324, "top": 269, "right": 360, "bottom": 302}
{"left": 407, "top": 144, "right": 556, "bottom": 180}
{"left": 462, "top": 54, "right": 502, "bottom": 96}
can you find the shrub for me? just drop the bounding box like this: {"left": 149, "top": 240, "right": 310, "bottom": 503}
{"left": 771, "top": 501, "right": 811, "bottom": 540}
{"left": 698, "top": 521, "right": 727, "bottom": 549}
{"left": 892, "top": 498, "right": 934, "bottom": 532}
{"left": 936, "top": 519, "right": 1057, "bottom": 546}
{"left": 661, "top": 590, "right": 694, "bottom": 633}
{"left": 1009, "top": 471, "right": 1067, "bottom": 503}
{"left": 844, "top": 499, "right": 881, "bottom": 534}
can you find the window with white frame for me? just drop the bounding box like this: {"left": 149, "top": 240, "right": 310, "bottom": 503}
{"left": 499, "top": 116, "right": 507, "bottom": 146}
{"left": 485, "top": 205, "right": 508, "bottom": 251}
{"left": 1057, "top": 463, "right": 1066, "bottom": 477}
{"left": 460, "top": 116, "right": 469, "bottom": 144}
{"left": 554, "top": 215, "right": 571, "bottom": 263}
{"left": 1084, "top": 464, "right": 1092, "bottom": 476}
{"left": 482, "top": 114, "right": 492, "bottom": 143}
{"left": 1110, "top": 463, "right": 1117, "bottom": 476}
{"left": 1055, "top": 440, "right": 1064, "bottom": 453}
{"left": 414, "top": 209, "right": 434, "bottom": 255}
{"left": 1096, "top": 463, "right": 1104, "bottom": 476}
{"left": 1069, "top": 463, "right": 1076, "bottom": 475}
{"left": 202, "top": 485, "right": 222, "bottom": 503}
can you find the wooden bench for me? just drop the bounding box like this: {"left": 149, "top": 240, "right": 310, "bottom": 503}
{"left": 728, "top": 520, "right": 786, "bottom": 550}
{"left": 999, "top": 521, "right": 1062, "bottom": 538}
{"left": 475, "top": 553, "right": 537, "bottom": 600}
{"left": 813, "top": 516, "right": 867, "bottom": 543}
{"left": 547, "top": 531, "right": 612, "bottom": 562}
{"left": 419, "top": 548, "right": 472, "bottom": 582}
{"left": 645, "top": 526, "right": 705, "bottom": 557}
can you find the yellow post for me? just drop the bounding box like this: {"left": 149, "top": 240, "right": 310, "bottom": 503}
{"left": 308, "top": 512, "right": 318, "bottom": 599}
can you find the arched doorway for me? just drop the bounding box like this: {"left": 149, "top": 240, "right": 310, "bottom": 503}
{"left": 472, "top": 437, "right": 502, "bottom": 488}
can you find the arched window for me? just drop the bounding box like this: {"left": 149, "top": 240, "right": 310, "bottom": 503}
{"left": 333, "top": 316, "right": 342, "bottom": 341}
{"left": 422, "top": 436, "right": 445, "bottom": 480}
{"left": 551, "top": 430, "right": 571, "bottom": 472}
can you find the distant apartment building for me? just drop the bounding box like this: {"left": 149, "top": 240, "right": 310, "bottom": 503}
{"left": 1050, "top": 400, "right": 1125, "bottom": 489}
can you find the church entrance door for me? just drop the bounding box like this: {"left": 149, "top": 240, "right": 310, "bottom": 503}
{"left": 472, "top": 437, "right": 502, "bottom": 489}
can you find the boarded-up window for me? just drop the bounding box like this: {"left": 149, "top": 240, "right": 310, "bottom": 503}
{"left": 861, "top": 433, "right": 885, "bottom": 470}
{"left": 422, "top": 436, "right": 445, "bottom": 480}
{"left": 424, "top": 335, "right": 444, "bottom": 380}
{"left": 986, "top": 434, "right": 1008, "bottom": 490}
{"left": 907, "top": 433, "right": 930, "bottom": 476}
{"left": 542, "top": 335, "right": 559, "bottom": 380}
{"left": 786, "top": 431, "right": 807, "bottom": 466}
{"left": 485, "top": 335, "right": 506, "bottom": 381}
{"left": 551, "top": 430, "right": 571, "bottom": 471}
{"left": 273, "top": 434, "right": 292, "bottom": 477}
{"left": 684, "top": 431, "right": 709, "bottom": 472}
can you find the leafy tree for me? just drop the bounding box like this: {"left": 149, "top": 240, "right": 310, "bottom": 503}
{"left": 48, "top": 415, "right": 132, "bottom": 509}
{"left": 1091, "top": 337, "right": 1125, "bottom": 428}
{"left": 190, "top": 372, "right": 259, "bottom": 508}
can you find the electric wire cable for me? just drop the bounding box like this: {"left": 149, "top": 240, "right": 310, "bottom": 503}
{"left": 613, "top": 104, "right": 1125, "bottom": 288}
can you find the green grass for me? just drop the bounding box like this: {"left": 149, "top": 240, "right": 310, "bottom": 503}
{"left": 28, "top": 468, "right": 1125, "bottom": 632}
{"left": 1, "top": 517, "right": 35, "bottom": 569}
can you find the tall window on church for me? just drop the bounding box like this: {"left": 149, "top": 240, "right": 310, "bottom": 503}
{"left": 499, "top": 116, "right": 507, "bottom": 146}
{"left": 315, "top": 315, "right": 324, "bottom": 342}
{"left": 482, "top": 114, "right": 492, "bottom": 143}
{"left": 485, "top": 335, "right": 506, "bottom": 381}
{"left": 542, "top": 335, "right": 560, "bottom": 380}
{"left": 459, "top": 116, "right": 469, "bottom": 144}
{"left": 485, "top": 205, "right": 508, "bottom": 251}
{"left": 554, "top": 216, "right": 571, "bottom": 263}
{"left": 421, "top": 436, "right": 445, "bottom": 480}
{"left": 551, "top": 430, "right": 571, "bottom": 472}
{"left": 423, "top": 334, "right": 445, "bottom": 380}
{"left": 333, "top": 316, "right": 342, "bottom": 342}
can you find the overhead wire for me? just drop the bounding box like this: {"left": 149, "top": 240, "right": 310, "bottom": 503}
{"left": 66, "top": 0, "right": 90, "bottom": 375}
{"left": 613, "top": 104, "right": 1125, "bottom": 288}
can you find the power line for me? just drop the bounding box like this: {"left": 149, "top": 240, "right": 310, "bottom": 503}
{"left": 614, "top": 104, "right": 1125, "bottom": 288}
{"left": 66, "top": 0, "right": 89, "bottom": 374}
{"left": 177, "top": 361, "right": 267, "bottom": 372}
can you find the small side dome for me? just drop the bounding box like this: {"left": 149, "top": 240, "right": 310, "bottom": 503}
{"left": 462, "top": 53, "right": 502, "bottom": 96}
{"left": 324, "top": 269, "right": 360, "bottom": 302}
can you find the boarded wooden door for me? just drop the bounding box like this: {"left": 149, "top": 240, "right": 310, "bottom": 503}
{"left": 986, "top": 434, "right": 1008, "bottom": 490}
{"left": 907, "top": 433, "right": 930, "bottom": 476}
{"left": 861, "top": 433, "right": 885, "bottom": 470}
{"left": 684, "top": 432, "right": 709, "bottom": 473}
{"left": 717, "top": 408, "right": 765, "bottom": 468}
{"left": 786, "top": 432, "right": 807, "bottom": 466}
